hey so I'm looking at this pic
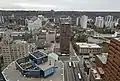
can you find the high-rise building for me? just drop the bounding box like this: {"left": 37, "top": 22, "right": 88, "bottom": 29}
{"left": 0, "top": 16, "right": 4, "bottom": 24}
{"left": 60, "top": 17, "right": 71, "bottom": 55}
{"left": 103, "top": 38, "right": 120, "bottom": 81}
{"left": 76, "top": 17, "right": 81, "bottom": 26}
{"left": 28, "top": 15, "right": 44, "bottom": 31}
{"left": 95, "top": 16, "right": 104, "bottom": 28}
{"left": 0, "top": 31, "right": 29, "bottom": 66}
{"left": 80, "top": 15, "right": 88, "bottom": 29}
{"left": 105, "top": 15, "right": 114, "bottom": 28}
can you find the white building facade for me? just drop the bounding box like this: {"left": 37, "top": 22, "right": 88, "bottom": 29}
{"left": 28, "top": 15, "right": 44, "bottom": 31}
{"left": 76, "top": 17, "right": 81, "bottom": 26}
{"left": 95, "top": 16, "right": 104, "bottom": 28}
{"left": 76, "top": 43, "right": 101, "bottom": 54}
{"left": 80, "top": 15, "right": 88, "bottom": 29}
{"left": 105, "top": 15, "right": 114, "bottom": 28}
{"left": 0, "top": 16, "right": 4, "bottom": 24}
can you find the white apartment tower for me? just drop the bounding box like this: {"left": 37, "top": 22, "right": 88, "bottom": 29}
{"left": 76, "top": 17, "right": 81, "bottom": 26}
{"left": 80, "top": 15, "right": 88, "bottom": 29}
{"left": 0, "top": 16, "right": 4, "bottom": 24}
{"left": 95, "top": 16, "right": 104, "bottom": 28}
{"left": 28, "top": 15, "right": 44, "bottom": 31}
{"left": 0, "top": 31, "right": 29, "bottom": 66}
{"left": 105, "top": 15, "right": 114, "bottom": 28}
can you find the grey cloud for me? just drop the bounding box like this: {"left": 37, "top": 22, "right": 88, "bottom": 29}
{"left": 0, "top": 0, "right": 120, "bottom": 11}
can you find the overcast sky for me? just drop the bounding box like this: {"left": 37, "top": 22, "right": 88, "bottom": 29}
{"left": 0, "top": 0, "right": 119, "bottom": 11}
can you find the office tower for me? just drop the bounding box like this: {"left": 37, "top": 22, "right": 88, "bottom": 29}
{"left": 80, "top": 15, "right": 88, "bottom": 29}
{"left": 105, "top": 15, "right": 114, "bottom": 28}
{"left": 0, "top": 31, "right": 29, "bottom": 66}
{"left": 95, "top": 16, "right": 104, "bottom": 28}
{"left": 103, "top": 38, "right": 120, "bottom": 81}
{"left": 60, "top": 17, "right": 71, "bottom": 55}
{"left": 76, "top": 17, "right": 81, "bottom": 26}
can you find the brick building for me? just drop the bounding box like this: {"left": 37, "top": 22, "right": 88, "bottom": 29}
{"left": 103, "top": 38, "right": 120, "bottom": 81}
{"left": 60, "top": 17, "right": 71, "bottom": 55}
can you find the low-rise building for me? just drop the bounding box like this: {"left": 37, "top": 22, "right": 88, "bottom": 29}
{"left": 2, "top": 51, "right": 63, "bottom": 81}
{"left": 16, "top": 51, "right": 57, "bottom": 77}
{"left": 89, "top": 68, "right": 102, "bottom": 81}
{"left": 95, "top": 53, "right": 108, "bottom": 68}
{"left": 76, "top": 43, "right": 101, "bottom": 55}
{"left": 95, "top": 53, "right": 108, "bottom": 79}
{"left": 84, "top": 59, "right": 91, "bottom": 75}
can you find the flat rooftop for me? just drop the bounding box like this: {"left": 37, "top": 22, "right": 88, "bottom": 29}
{"left": 96, "top": 53, "right": 108, "bottom": 64}
{"left": 14, "top": 40, "right": 27, "bottom": 44}
{"left": 76, "top": 42, "right": 101, "bottom": 48}
{"left": 60, "top": 18, "right": 71, "bottom": 24}
{"left": 37, "top": 59, "right": 55, "bottom": 70}
{"left": 31, "top": 51, "right": 47, "bottom": 59}
{"left": 2, "top": 61, "right": 64, "bottom": 81}
{"left": 20, "top": 61, "right": 39, "bottom": 70}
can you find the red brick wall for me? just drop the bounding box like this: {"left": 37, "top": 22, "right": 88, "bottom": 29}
{"left": 103, "top": 39, "right": 120, "bottom": 81}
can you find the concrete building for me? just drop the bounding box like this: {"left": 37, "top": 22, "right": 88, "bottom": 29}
{"left": 0, "top": 16, "right": 4, "bottom": 24}
{"left": 76, "top": 17, "right": 81, "bottom": 26}
{"left": 84, "top": 59, "right": 91, "bottom": 75}
{"left": 60, "top": 17, "right": 71, "bottom": 55}
{"left": 0, "top": 31, "right": 29, "bottom": 66}
{"left": 80, "top": 15, "right": 88, "bottom": 29}
{"left": 76, "top": 43, "right": 101, "bottom": 55}
{"left": 0, "top": 54, "right": 3, "bottom": 65}
{"left": 95, "top": 16, "right": 104, "bottom": 28}
{"left": 46, "top": 30, "right": 56, "bottom": 43}
{"left": 28, "top": 15, "right": 44, "bottom": 31}
{"left": 0, "top": 31, "right": 31, "bottom": 41}
{"left": 103, "top": 38, "right": 120, "bottom": 81}
{"left": 105, "top": 15, "right": 114, "bottom": 28}
{"left": 114, "top": 31, "right": 120, "bottom": 37}
{"left": 89, "top": 68, "right": 102, "bottom": 81}
{"left": 34, "top": 29, "right": 47, "bottom": 48}
{"left": 55, "top": 33, "right": 60, "bottom": 43}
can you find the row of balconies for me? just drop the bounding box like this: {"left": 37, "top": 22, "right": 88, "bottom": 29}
{"left": 111, "top": 39, "right": 120, "bottom": 47}
{"left": 109, "top": 45, "right": 120, "bottom": 57}
{"left": 107, "top": 58, "right": 120, "bottom": 77}
{"left": 104, "top": 68, "right": 119, "bottom": 81}
{"left": 108, "top": 50, "right": 120, "bottom": 65}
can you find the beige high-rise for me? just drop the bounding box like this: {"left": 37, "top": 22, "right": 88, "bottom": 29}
{"left": 0, "top": 31, "right": 29, "bottom": 66}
